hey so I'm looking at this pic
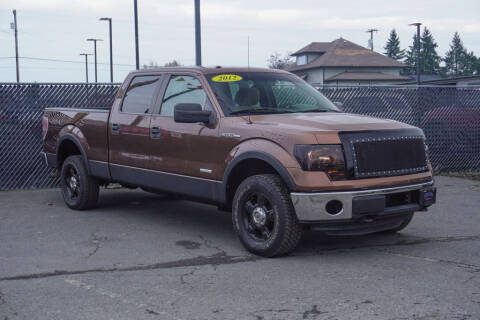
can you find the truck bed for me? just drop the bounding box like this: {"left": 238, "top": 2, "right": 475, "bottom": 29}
{"left": 43, "top": 108, "right": 110, "bottom": 163}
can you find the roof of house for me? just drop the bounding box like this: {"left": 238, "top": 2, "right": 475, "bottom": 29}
{"left": 288, "top": 38, "right": 406, "bottom": 72}
{"left": 324, "top": 71, "right": 411, "bottom": 82}
{"left": 291, "top": 42, "right": 332, "bottom": 56}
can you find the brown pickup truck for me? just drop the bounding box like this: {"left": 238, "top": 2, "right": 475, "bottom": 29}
{"left": 42, "top": 67, "right": 436, "bottom": 257}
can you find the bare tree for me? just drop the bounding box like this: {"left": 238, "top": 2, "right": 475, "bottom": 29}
{"left": 164, "top": 60, "right": 182, "bottom": 67}
{"left": 142, "top": 60, "right": 159, "bottom": 69}
{"left": 267, "top": 52, "right": 294, "bottom": 70}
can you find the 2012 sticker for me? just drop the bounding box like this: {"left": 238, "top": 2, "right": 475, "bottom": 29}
{"left": 212, "top": 74, "right": 243, "bottom": 82}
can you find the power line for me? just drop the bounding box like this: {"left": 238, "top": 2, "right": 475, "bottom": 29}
{"left": 0, "top": 56, "right": 135, "bottom": 67}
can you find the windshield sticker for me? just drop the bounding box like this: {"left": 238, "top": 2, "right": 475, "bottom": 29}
{"left": 212, "top": 74, "right": 243, "bottom": 82}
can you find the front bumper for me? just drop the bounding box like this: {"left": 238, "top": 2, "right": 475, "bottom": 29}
{"left": 291, "top": 181, "right": 436, "bottom": 223}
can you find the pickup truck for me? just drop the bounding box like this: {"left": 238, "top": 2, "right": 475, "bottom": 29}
{"left": 42, "top": 67, "right": 436, "bottom": 257}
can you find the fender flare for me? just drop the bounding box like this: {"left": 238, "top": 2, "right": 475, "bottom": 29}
{"left": 56, "top": 133, "right": 90, "bottom": 173}
{"left": 220, "top": 151, "right": 296, "bottom": 204}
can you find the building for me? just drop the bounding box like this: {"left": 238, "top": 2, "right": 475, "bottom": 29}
{"left": 404, "top": 75, "right": 480, "bottom": 86}
{"left": 288, "top": 38, "right": 409, "bottom": 86}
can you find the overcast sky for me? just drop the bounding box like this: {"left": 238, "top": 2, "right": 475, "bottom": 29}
{"left": 0, "top": 0, "right": 479, "bottom": 82}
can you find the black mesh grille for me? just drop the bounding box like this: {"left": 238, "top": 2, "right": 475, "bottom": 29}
{"left": 352, "top": 137, "right": 428, "bottom": 178}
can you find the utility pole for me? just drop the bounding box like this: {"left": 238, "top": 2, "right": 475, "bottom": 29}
{"left": 12, "top": 10, "right": 19, "bottom": 82}
{"left": 100, "top": 18, "right": 113, "bottom": 82}
{"left": 80, "top": 53, "right": 92, "bottom": 83}
{"left": 366, "top": 28, "right": 378, "bottom": 51}
{"left": 194, "top": 0, "right": 201, "bottom": 66}
{"left": 134, "top": 0, "right": 139, "bottom": 70}
{"left": 409, "top": 22, "right": 422, "bottom": 85}
{"left": 87, "top": 38, "right": 102, "bottom": 82}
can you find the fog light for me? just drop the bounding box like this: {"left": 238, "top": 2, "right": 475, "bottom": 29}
{"left": 325, "top": 200, "right": 343, "bottom": 215}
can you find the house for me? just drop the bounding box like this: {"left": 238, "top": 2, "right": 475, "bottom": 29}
{"left": 288, "top": 38, "right": 409, "bottom": 86}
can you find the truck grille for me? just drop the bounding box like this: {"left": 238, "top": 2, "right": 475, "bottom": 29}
{"left": 340, "top": 130, "right": 429, "bottom": 179}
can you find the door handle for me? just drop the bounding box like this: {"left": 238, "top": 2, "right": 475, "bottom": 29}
{"left": 111, "top": 123, "right": 120, "bottom": 135}
{"left": 150, "top": 126, "right": 161, "bottom": 139}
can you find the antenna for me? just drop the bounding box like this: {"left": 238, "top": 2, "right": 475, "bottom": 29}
{"left": 366, "top": 28, "right": 378, "bottom": 50}
{"left": 247, "top": 35, "right": 250, "bottom": 68}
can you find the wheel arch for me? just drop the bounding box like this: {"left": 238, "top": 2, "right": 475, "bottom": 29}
{"left": 56, "top": 133, "right": 90, "bottom": 173}
{"left": 221, "top": 151, "right": 296, "bottom": 208}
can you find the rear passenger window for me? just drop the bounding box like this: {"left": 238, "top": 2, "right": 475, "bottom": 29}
{"left": 122, "top": 75, "right": 161, "bottom": 114}
{"left": 160, "top": 75, "right": 207, "bottom": 116}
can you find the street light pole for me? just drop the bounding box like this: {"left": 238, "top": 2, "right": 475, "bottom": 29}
{"left": 100, "top": 18, "right": 113, "bottom": 82}
{"left": 80, "top": 53, "right": 92, "bottom": 83}
{"left": 134, "top": 0, "right": 139, "bottom": 70}
{"left": 194, "top": 0, "right": 202, "bottom": 66}
{"left": 87, "top": 38, "right": 103, "bottom": 83}
{"left": 409, "top": 22, "right": 422, "bottom": 85}
{"left": 12, "top": 10, "right": 19, "bottom": 82}
{"left": 366, "top": 28, "right": 378, "bottom": 51}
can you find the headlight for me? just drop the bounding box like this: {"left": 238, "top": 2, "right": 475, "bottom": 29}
{"left": 294, "top": 145, "right": 346, "bottom": 181}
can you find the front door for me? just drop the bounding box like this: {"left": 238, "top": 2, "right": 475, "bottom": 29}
{"left": 148, "top": 74, "right": 221, "bottom": 199}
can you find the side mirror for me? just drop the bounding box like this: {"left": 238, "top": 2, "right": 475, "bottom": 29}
{"left": 174, "top": 103, "right": 212, "bottom": 124}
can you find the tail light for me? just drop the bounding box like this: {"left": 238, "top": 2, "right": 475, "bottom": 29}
{"left": 42, "top": 115, "right": 48, "bottom": 140}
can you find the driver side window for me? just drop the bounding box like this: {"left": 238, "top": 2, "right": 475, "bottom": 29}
{"left": 160, "top": 75, "right": 207, "bottom": 116}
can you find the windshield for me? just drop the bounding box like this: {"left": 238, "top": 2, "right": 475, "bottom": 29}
{"left": 207, "top": 72, "right": 339, "bottom": 116}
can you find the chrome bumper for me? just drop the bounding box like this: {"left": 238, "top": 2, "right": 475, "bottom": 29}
{"left": 291, "top": 181, "right": 435, "bottom": 222}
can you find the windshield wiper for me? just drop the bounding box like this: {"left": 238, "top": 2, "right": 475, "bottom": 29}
{"left": 299, "top": 109, "right": 340, "bottom": 113}
{"left": 229, "top": 108, "right": 285, "bottom": 115}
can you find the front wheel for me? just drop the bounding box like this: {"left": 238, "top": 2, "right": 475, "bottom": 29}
{"left": 60, "top": 155, "right": 99, "bottom": 210}
{"left": 232, "top": 174, "right": 302, "bottom": 257}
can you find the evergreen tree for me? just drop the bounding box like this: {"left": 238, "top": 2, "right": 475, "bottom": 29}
{"left": 420, "top": 27, "right": 441, "bottom": 75}
{"left": 444, "top": 32, "right": 479, "bottom": 76}
{"left": 384, "top": 29, "right": 405, "bottom": 61}
{"left": 444, "top": 32, "right": 466, "bottom": 76}
{"left": 403, "top": 33, "right": 420, "bottom": 75}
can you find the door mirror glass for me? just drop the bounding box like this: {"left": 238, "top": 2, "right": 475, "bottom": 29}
{"left": 174, "top": 103, "right": 212, "bottom": 124}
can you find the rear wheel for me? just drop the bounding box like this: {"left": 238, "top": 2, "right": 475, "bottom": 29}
{"left": 232, "top": 174, "right": 302, "bottom": 257}
{"left": 60, "top": 155, "right": 99, "bottom": 210}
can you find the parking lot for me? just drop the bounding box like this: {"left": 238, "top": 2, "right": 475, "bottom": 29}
{"left": 1, "top": 175, "right": 479, "bottom": 320}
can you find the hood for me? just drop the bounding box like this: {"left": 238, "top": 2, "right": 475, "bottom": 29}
{"left": 245, "top": 112, "right": 416, "bottom": 143}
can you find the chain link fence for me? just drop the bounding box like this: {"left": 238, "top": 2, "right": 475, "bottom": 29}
{"left": 1, "top": 83, "right": 479, "bottom": 191}
{"left": 0, "top": 83, "right": 119, "bottom": 190}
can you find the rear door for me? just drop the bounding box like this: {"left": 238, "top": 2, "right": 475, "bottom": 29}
{"left": 108, "top": 74, "right": 163, "bottom": 181}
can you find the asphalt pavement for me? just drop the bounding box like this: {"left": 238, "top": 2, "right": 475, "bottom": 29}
{"left": 0, "top": 175, "right": 479, "bottom": 320}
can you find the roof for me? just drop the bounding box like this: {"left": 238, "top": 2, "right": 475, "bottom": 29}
{"left": 129, "top": 66, "right": 289, "bottom": 75}
{"left": 403, "top": 75, "right": 480, "bottom": 85}
{"left": 324, "top": 71, "right": 411, "bottom": 82}
{"left": 291, "top": 42, "right": 332, "bottom": 56}
{"left": 288, "top": 38, "right": 406, "bottom": 72}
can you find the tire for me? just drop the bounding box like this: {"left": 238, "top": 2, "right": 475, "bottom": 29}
{"left": 232, "top": 174, "right": 302, "bottom": 257}
{"left": 60, "top": 155, "right": 99, "bottom": 210}
{"left": 383, "top": 213, "right": 414, "bottom": 233}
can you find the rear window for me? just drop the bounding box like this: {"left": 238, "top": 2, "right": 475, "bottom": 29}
{"left": 122, "top": 75, "right": 161, "bottom": 114}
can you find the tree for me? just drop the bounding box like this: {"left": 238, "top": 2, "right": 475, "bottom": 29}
{"left": 164, "top": 60, "right": 182, "bottom": 67}
{"left": 142, "top": 60, "right": 159, "bottom": 69}
{"left": 404, "top": 27, "right": 441, "bottom": 76}
{"left": 267, "top": 52, "right": 294, "bottom": 70}
{"left": 384, "top": 29, "right": 405, "bottom": 61}
{"left": 420, "top": 27, "right": 441, "bottom": 75}
{"left": 444, "top": 32, "right": 479, "bottom": 76}
{"left": 444, "top": 32, "right": 466, "bottom": 76}
{"left": 403, "top": 33, "right": 420, "bottom": 75}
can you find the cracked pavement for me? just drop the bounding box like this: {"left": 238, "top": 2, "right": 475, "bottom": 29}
{"left": 0, "top": 176, "right": 479, "bottom": 319}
